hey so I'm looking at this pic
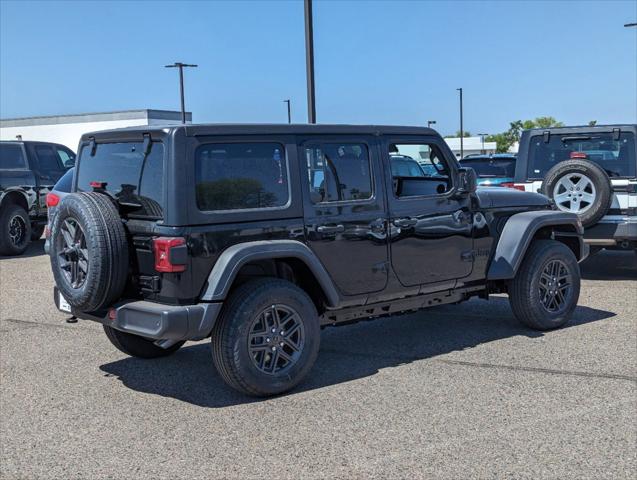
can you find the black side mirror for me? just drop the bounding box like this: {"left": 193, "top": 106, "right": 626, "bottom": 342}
{"left": 456, "top": 167, "right": 478, "bottom": 195}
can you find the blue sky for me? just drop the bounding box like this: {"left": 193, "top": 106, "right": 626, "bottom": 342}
{"left": 1, "top": 0, "right": 636, "bottom": 136}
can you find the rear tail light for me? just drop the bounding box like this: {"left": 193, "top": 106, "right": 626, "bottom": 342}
{"left": 500, "top": 182, "right": 527, "bottom": 191}
{"left": 570, "top": 152, "right": 587, "bottom": 159}
{"left": 153, "top": 237, "right": 187, "bottom": 273}
{"left": 46, "top": 193, "right": 60, "bottom": 207}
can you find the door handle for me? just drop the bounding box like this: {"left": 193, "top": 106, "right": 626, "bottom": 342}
{"left": 317, "top": 224, "right": 345, "bottom": 234}
{"left": 394, "top": 218, "right": 417, "bottom": 228}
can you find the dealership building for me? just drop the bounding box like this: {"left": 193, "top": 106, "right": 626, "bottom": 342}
{"left": 0, "top": 109, "right": 192, "bottom": 152}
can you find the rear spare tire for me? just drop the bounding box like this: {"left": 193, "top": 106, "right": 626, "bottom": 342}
{"left": 50, "top": 192, "right": 129, "bottom": 312}
{"left": 541, "top": 159, "right": 612, "bottom": 227}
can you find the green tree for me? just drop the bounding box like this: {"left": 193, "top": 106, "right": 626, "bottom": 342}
{"left": 588, "top": 120, "right": 597, "bottom": 126}
{"left": 443, "top": 130, "right": 472, "bottom": 138}
{"left": 487, "top": 117, "right": 564, "bottom": 152}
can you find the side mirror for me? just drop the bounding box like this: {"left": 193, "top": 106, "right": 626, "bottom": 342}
{"left": 456, "top": 167, "right": 478, "bottom": 195}
{"left": 64, "top": 159, "right": 75, "bottom": 168}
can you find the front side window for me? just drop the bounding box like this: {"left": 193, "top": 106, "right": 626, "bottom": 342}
{"left": 195, "top": 143, "right": 289, "bottom": 211}
{"left": 389, "top": 143, "right": 451, "bottom": 197}
{"left": 77, "top": 141, "right": 165, "bottom": 218}
{"left": 56, "top": 148, "right": 76, "bottom": 169}
{"left": 528, "top": 132, "right": 636, "bottom": 178}
{"left": 305, "top": 143, "right": 372, "bottom": 203}
{"left": 0, "top": 144, "right": 26, "bottom": 169}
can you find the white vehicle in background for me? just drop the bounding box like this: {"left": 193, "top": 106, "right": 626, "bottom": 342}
{"left": 513, "top": 125, "right": 637, "bottom": 254}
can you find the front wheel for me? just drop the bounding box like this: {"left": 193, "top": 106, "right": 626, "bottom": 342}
{"left": 0, "top": 204, "right": 31, "bottom": 256}
{"left": 211, "top": 278, "right": 321, "bottom": 397}
{"left": 508, "top": 240, "right": 581, "bottom": 330}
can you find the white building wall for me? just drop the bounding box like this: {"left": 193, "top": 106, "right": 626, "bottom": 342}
{"left": 0, "top": 110, "right": 191, "bottom": 152}
{"left": 444, "top": 136, "right": 497, "bottom": 159}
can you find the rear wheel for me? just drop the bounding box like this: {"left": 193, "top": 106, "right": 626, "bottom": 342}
{"left": 0, "top": 204, "right": 31, "bottom": 256}
{"left": 211, "top": 278, "right": 320, "bottom": 397}
{"left": 103, "top": 325, "right": 185, "bottom": 359}
{"left": 509, "top": 240, "right": 580, "bottom": 330}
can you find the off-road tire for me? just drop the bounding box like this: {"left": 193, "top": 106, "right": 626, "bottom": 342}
{"left": 541, "top": 159, "right": 612, "bottom": 228}
{"left": 211, "top": 278, "right": 320, "bottom": 397}
{"left": 0, "top": 204, "right": 31, "bottom": 256}
{"left": 103, "top": 325, "right": 185, "bottom": 358}
{"left": 509, "top": 240, "right": 580, "bottom": 330}
{"left": 50, "top": 192, "right": 129, "bottom": 312}
{"left": 31, "top": 225, "right": 45, "bottom": 241}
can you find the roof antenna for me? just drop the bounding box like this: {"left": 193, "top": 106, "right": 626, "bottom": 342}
{"left": 15, "top": 134, "right": 22, "bottom": 141}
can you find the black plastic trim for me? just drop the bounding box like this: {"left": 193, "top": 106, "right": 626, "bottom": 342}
{"left": 487, "top": 210, "right": 586, "bottom": 280}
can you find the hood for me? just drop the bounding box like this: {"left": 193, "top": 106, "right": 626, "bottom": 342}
{"left": 475, "top": 187, "right": 552, "bottom": 209}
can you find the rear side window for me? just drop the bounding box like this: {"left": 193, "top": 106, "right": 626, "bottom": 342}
{"left": 195, "top": 143, "right": 289, "bottom": 211}
{"left": 304, "top": 143, "right": 372, "bottom": 203}
{"left": 0, "top": 144, "right": 26, "bottom": 169}
{"left": 528, "top": 132, "right": 636, "bottom": 178}
{"left": 77, "top": 141, "right": 165, "bottom": 218}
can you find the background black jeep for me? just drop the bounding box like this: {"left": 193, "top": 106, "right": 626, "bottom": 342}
{"left": 50, "top": 124, "right": 587, "bottom": 396}
{"left": 0, "top": 140, "right": 75, "bottom": 255}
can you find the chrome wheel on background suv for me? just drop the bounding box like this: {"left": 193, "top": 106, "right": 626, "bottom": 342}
{"left": 552, "top": 173, "right": 596, "bottom": 214}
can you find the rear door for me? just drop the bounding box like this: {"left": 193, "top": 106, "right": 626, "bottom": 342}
{"left": 299, "top": 136, "right": 389, "bottom": 296}
{"left": 30, "top": 144, "right": 67, "bottom": 213}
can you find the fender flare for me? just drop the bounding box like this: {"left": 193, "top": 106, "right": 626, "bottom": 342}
{"left": 487, "top": 210, "right": 586, "bottom": 280}
{"left": 199, "top": 240, "right": 340, "bottom": 307}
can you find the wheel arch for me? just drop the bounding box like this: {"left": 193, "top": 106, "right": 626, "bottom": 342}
{"left": 0, "top": 189, "right": 30, "bottom": 213}
{"left": 200, "top": 240, "right": 341, "bottom": 310}
{"left": 487, "top": 210, "right": 588, "bottom": 280}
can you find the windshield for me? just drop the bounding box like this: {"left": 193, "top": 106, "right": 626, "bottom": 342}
{"left": 461, "top": 158, "right": 515, "bottom": 178}
{"left": 76, "top": 141, "right": 164, "bottom": 219}
{"left": 527, "top": 132, "right": 635, "bottom": 178}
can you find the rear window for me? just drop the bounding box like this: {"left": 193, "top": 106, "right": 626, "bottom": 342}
{"left": 528, "top": 132, "right": 636, "bottom": 178}
{"left": 54, "top": 167, "right": 74, "bottom": 193}
{"left": 76, "top": 141, "right": 164, "bottom": 218}
{"left": 195, "top": 143, "right": 289, "bottom": 211}
{"left": 0, "top": 144, "right": 26, "bottom": 169}
{"left": 461, "top": 158, "right": 516, "bottom": 178}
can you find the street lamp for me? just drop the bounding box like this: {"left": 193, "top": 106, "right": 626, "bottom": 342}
{"left": 283, "top": 99, "right": 292, "bottom": 123}
{"left": 427, "top": 120, "right": 436, "bottom": 128}
{"left": 304, "top": 0, "right": 316, "bottom": 123}
{"left": 624, "top": 22, "right": 637, "bottom": 27}
{"left": 456, "top": 88, "right": 464, "bottom": 159}
{"left": 164, "top": 62, "right": 197, "bottom": 124}
{"left": 478, "top": 133, "right": 488, "bottom": 154}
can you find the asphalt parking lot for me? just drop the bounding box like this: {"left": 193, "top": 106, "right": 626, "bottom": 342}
{"left": 1, "top": 241, "right": 636, "bottom": 479}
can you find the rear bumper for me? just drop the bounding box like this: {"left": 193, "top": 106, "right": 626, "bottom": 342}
{"left": 54, "top": 287, "right": 222, "bottom": 342}
{"left": 584, "top": 217, "right": 637, "bottom": 246}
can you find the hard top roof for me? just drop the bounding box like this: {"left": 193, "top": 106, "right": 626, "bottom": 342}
{"left": 81, "top": 123, "right": 438, "bottom": 141}
{"left": 523, "top": 124, "right": 637, "bottom": 134}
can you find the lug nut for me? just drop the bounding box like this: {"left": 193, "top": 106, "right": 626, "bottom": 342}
{"left": 280, "top": 342, "right": 284, "bottom": 347}
{"left": 271, "top": 346, "right": 276, "bottom": 351}
{"left": 266, "top": 338, "right": 271, "bottom": 342}
{"left": 271, "top": 328, "right": 276, "bottom": 333}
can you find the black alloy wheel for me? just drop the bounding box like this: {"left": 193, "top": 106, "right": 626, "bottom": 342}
{"left": 8, "top": 214, "right": 27, "bottom": 247}
{"left": 247, "top": 304, "right": 306, "bottom": 375}
{"left": 56, "top": 218, "right": 89, "bottom": 289}
{"left": 538, "top": 259, "right": 573, "bottom": 313}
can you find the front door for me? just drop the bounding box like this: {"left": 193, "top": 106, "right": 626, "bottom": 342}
{"left": 300, "top": 136, "right": 389, "bottom": 296}
{"left": 383, "top": 136, "right": 474, "bottom": 287}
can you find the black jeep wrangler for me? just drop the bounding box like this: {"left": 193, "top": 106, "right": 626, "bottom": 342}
{"left": 1, "top": 140, "right": 75, "bottom": 255}
{"left": 50, "top": 124, "right": 587, "bottom": 396}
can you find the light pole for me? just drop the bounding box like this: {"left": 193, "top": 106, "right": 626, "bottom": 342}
{"left": 624, "top": 22, "right": 637, "bottom": 27}
{"left": 456, "top": 88, "right": 464, "bottom": 159}
{"left": 304, "top": 0, "right": 316, "bottom": 123}
{"left": 283, "top": 99, "right": 292, "bottom": 123}
{"left": 164, "top": 62, "right": 197, "bottom": 124}
{"left": 427, "top": 120, "right": 436, "bottom": 128}
{"left": 478, "top": 133, "right": 488, "bottom": 154}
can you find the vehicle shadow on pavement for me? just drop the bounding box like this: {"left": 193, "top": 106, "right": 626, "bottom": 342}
{"left": 0, "top": 238, "right": 46, "bottom": 259}
{"left": 580, "top": 250, "right": 637, "bottom": 280}
{"left": 99, "top": 298, "right": 615, "bottom": 408}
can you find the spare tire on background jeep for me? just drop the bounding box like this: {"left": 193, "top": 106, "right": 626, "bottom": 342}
{"left": 541, "top": 159, "right": 613, "bottom": 228}
{"left": 50, "top": 192, "right": 129, "bottom": 312}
